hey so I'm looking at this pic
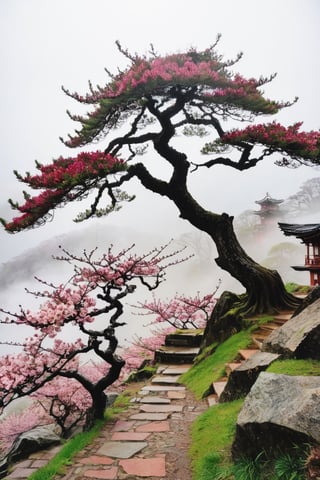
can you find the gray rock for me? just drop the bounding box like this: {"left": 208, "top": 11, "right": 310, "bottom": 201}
{"left": 106, "top": 392, "right": 119, "bottom": 407}
{"left": 232, "top": 372, "right": 320, "bottom": 459}
{"left": 0, "top": 425, "right": 61, "bottom": 479}
{"left": 262, "top": 298, "right": 320, "bottom": 359}
{"left": 219, "top": 351, "right": 280, "bottom": 402}
{"left": 10, "top": 425, "right": 60, "bottom": 463}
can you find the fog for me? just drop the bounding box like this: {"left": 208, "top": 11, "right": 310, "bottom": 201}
{"left": 0, "top": 1, "right": 319, "bottom": 353}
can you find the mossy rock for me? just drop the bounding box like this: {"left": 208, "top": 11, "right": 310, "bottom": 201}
{"left": 125, "top": 365, "right": 157, "bottom": 383}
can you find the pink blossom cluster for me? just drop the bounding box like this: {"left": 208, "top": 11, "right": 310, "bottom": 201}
{"left": 222, "top": 122, "right": 320, "bottom": 159}
{"left": 120, "top": 326, "right": 175, "bottom": 372}
{"left": 77, "top": 259, "right": 160, "bottom": 287}
{"left": 0, "top": 405, "right": 50, "bottom": 454}
{"left": 0, "top": 338, "right": 84, "bottom": 395}
{"left": 67, "top": 54, "right": 223, "bottom": 104}
{"left": 62, "top": 49, "right": 281, "bottom": 147}
{"left": 136, "top": 292, "right": 217, "bottom": 329}
{"left": 68, "top": 55, "right": 270, "bottom": 106}
{"left": 0, "top": 242, "right": 185, "bottom": 417}
{"left": 32, "top": 375, "right": 92, "bottom": 431}
{"left": 5, "top": 285, "right": 96, "bottom": 337}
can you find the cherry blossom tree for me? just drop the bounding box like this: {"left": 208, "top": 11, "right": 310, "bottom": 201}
{"left": 121, "top": 326, "right": 176, "bottom": 372}
{"left": 0, "top": 404, "right": 49, "bottom": 456}
{"left": 134, "top": 284, "right": 220, "bottom": 330}
{"left": 2, "top": 37, "right": 320, "bottom": 337}
{"left": 0, "top": 241, "right": 186, "bottom": 429}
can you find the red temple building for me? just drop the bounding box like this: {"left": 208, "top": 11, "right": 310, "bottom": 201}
{"left": 254, "top": 192, "right": 284, "bottom": 227}
{"left": 278, "top": 222, "right": 320, "bottom": 286}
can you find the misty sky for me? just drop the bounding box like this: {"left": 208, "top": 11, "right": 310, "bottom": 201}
{"left": 1, "top": 0, "right": 320, "bottom": 265}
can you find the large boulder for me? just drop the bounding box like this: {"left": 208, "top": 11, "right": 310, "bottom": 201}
{"left": 219, "top": 351, "right": 280, "bottom": 403}
{"left": 262, "top": 298, "right": 320, "bottom": 359}
{"left": 9, "top": 425, "right": 61, "bottom": 463}
{"left": 0, "top": 425, "right": 61, "bottom": 479}
{"left": 232, "top": 372, "right": 320, "bottom": 459}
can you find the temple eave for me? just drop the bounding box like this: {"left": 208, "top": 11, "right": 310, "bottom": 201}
{"left": 291, "top": 265, "right": 320, "bottom": 272}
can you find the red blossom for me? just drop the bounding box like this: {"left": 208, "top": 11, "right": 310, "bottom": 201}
{"left": 221, "top": 122, "right": 320, "bottom": 161}
{"left": 2, "top": 151, "right": 126, "bottom": 233}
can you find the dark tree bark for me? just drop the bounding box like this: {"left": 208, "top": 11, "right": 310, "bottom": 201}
{"left": 129, "top": 156, "right": 301, "bottom": 334}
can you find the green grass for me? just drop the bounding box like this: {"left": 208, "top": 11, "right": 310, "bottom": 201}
{"left": 266, "top": 358, "right": 320, "bottom": 376}
{"left": 285, "top": 282, "right": 311, "bottom": 295}
{"left": 27, "top": 419, "right": 106, "bottom": 480}
{"left": 180, "top": 330, "right": 252, "bottom": 399}
{"left": 190, "top": 400, "right": 311, "bottom": 480}
{"left": 190, "top": 399, "right": 243, "bottom": 480}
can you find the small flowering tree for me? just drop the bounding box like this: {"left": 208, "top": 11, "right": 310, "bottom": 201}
{"left": 2, "top": 37, "right": 320, "bottom": 338}
{"left": 134, "top": 285, "right": 220, "bottom": 330}
{"left": 120, "top": 326, "right": 176, "bottom": 372}
{"left": 0, "top": 241, "right": 187, "bottom": 429}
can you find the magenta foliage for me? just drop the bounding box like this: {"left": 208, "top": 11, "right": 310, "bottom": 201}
{"left": 4, "top": 151, "right": 125, "bottom": 233}
{"left": 221, "top": 122, "right": 320, "bottom": 165}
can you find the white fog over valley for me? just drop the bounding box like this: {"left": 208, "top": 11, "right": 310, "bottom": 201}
{"left": 0, "top": 0, "right": 319, "bottom": 351}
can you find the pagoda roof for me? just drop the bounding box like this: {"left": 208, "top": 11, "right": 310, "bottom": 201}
{"left": 255, "top": 192, "right": 283, "bottom": 205}
{"left": 278, "top": 222, "right": 320, "bottom": 242}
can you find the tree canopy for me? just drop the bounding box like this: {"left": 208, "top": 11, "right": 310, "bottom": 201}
{"left": 2, "top": 38, "right": 319, "bottom": 234}
{"left": 0, "top": 242, "right": 186, "bottom": 427}
{"left": 2, "top": 38, "right": 319, "bottom": 319}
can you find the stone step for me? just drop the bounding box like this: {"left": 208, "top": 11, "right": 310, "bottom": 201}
{"left": 155, "top": 346, "right": 200, "bottom": 364}
{"left": 212, "top": 381, "right": 227, "bottom": 398}
{"left": 238, "top": 349, "right": 258, "bottom": 361}
{"left": 207, "top": 394, "right": 218, "bottom": 407}
{"left": 273, "top": 312, "right": 294, "bottom": 323}
{"left": 159, "top": 365, "right": 192, "bottom": 375}
{"left": 151, "top": 375, "right": 181, "bottom": 385}
{"left": 131, "top": 396, "right": 171, "bottom": 404}
{"left": 260, "top": 322, "right": 282, "bottom": 331}
{"left": 251, "top": 336, "right": 266, "bottom": 349}
{"left": 139, "top": 404, "right": 183, "bottom": 413}
{"left": 225, "top": 362, "right": 242, "bottom": 375}
{"left": 165, "top": 330, "right": 203, "bottom": 347}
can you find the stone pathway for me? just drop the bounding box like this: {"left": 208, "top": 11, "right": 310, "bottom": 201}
{"left": 6, "top": 364, "right": 207, "bottom": 480}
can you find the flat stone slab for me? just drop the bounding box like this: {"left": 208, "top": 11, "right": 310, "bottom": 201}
{"left": 135, "top": 421, "right": 170, "bottom": 432}
{"left": 97, "top": 441, "right": 147, "bottom": 459}
{"left": 141, "top": 385, "right": 185, "bottom": 392}
{"left": 6, "top": 468, "right": 36, "bottom": 478}
{"left": 157, "top": 346, "right": 199, "bottom": 354}
{"left": 119, "top": 457, "right": 166, "bottom": 477}
{"left": 213, "top": 381, "right": 227, "bottom": 397}
{"left": 129, "top": 413, "right": 169, "bottom": 421}
{"left": 152, "top": 375, "right": 181, "bottom": 384}
{"left": 140, "top": 404, "right": 183, "bottom": 413}
{"left": 136, "top": 395, "right": 171, "bottom": 404}
{"left": 83, "top": 467, "right": 118, "bottom": 479}
{"left": 237, "top": 351, "right": 280, "bottom": 371}
{"left": 112, "top": 420, "right": 136, "bottom": 432}
{"left": 238, "top": 349, "right": 258, "bottom": 360}
{"left": 111, "top": 431, "right": 150, "bottom": 441}
{"left": 162, "top": 365, "right": 192, "bottom": 375}
{"left": 167, "top": 390, "right": 186, "bottom": 399}
{"left": 79, "top": 456, "right": 114, "bottom": 465}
